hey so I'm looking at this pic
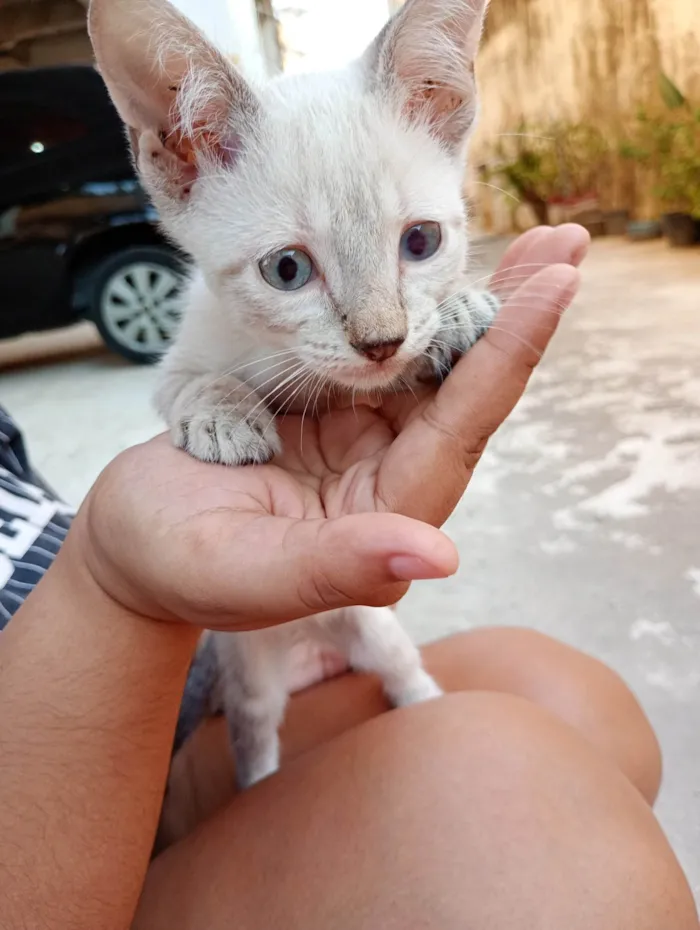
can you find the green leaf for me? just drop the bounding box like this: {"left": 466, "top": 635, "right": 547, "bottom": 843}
{"left": 659, "top": 73, "right": 687, "bottom": 110}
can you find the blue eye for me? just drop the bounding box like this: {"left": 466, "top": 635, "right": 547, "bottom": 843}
{"left": 260, "top": 248, "right": 315, "bottom": 291}
{"left": 400, "top": 222, "right": 442, "bottom": 261}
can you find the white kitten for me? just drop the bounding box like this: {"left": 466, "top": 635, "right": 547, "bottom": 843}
{"left": 90, "top": 0, "right": 497, "bottom": 788}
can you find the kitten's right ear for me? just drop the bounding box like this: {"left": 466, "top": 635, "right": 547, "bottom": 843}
{"left": 88, "top": 0, "right": 258, "bottom": 202}
{"left": 365, "top": 0, "right": 491, "bottom": 153}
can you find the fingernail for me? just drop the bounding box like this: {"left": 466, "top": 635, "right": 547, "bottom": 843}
{"left": 388, "top": 555, "right": 451, "bottom": 581}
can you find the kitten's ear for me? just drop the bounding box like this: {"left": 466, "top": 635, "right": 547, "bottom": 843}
{"left": 88, "top": 0, "right": 258, "bottom": 201}
{"left": 366, "top": 0, "right": 490, "bottom": 151}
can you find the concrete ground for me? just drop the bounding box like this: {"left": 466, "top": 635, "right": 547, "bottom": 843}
{"left": 2, "top": 236, "right": 699, "bottom": 893}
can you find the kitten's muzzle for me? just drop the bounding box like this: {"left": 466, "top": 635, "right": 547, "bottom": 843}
{"left": 351, "top": 337, "right": 405, "bottom": 363}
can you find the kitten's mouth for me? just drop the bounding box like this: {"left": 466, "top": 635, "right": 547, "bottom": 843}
{"left": 328, "top": 355, "right": 412, "bottom": 391}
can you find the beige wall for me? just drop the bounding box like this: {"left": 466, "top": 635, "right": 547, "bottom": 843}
{"left": 476, "top": 0, "right": 698, "bottom": 135}
{"left": 468, "top": 0, "right": 699, "bottom": 230}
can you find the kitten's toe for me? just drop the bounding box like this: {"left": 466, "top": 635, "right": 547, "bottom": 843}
{"left": 175, "top": 408, "right": 281, "bottom": 465}
{"left": 426, "top": 344, "right": 462, "bottom": 384}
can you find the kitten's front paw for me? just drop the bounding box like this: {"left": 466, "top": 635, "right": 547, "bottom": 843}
{"left": 175, "top": 402, "right": 281, "bottom": 466}
{"left": 428, "top": 288, "right": 501, "bottom": 383}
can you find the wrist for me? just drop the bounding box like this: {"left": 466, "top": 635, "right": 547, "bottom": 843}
{"left": 67, "top": 492, "right": 191, "bottom": 624}
{"left": 51, "top": 519, "right": 200, "bottom": 655}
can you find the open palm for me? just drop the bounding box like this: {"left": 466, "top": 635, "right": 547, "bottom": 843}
{"left": 81, "top": 226, "right": 587, "bottom": 630}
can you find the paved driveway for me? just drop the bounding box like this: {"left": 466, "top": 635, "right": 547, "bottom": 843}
{"left": 2, "top": 236, "right": 699, "bottom": 893}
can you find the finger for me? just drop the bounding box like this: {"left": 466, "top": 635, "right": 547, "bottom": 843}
{"left": 494, "top": 225, "right": 553, "bottom": 275}
{"left": 491, "top": 224, "right": 589, "bottom": 295}
{"left": 381, "top": 224, "right": 590, "bottom": 428}
{"left": 380, "top": 264, "right": 580, "bottom": 526}
{"left": 192, "top": 512, "right": 459, "bottom": 629}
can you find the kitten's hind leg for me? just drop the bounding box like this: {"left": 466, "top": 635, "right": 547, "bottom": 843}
{"left": 212, "top": 631, "right": 288, "bottom": 790}
{"left": 229, "top": 700, "right": 284, "bottom": 790}
{"left": 320, "top": 607, "right": 443, "bottom": 708}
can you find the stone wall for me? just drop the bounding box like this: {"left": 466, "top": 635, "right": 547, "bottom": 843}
{"left": 469, "top": 0, "right": 699, "bottom": 231}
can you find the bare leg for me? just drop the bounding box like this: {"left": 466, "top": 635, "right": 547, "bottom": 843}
{"left": 139, "top": 691, "right": 696, "bottom": 930}
{"left": 160, "top": 627, "right": 662, "bottom": 844}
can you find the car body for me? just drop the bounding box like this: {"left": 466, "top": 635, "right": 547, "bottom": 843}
{"left": 0, "top": 64, "right": 185, "bottom": 363}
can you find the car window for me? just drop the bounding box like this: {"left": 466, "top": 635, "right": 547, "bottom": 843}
{"left": 0, "top": 101, "right": 87, "bottom": 169}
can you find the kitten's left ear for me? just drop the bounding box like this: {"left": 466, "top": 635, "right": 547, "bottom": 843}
{"left": 366, "top": 0, "right": 491, "bottom": 152}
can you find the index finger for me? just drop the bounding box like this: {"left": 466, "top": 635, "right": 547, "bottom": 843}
{"left": 378, "top": 263, "right": 580, "bottom": 526}
{"left": 491, "top": 223, "right": 590, "bottom": 297}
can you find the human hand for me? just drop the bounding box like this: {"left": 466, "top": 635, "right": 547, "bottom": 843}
{"left": 73, "top": 224, "right": 588, "bottom": 629}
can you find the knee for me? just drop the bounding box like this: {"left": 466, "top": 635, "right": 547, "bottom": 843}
{"left": 359, "top": 693, "right": 695, "bottom": 929}
{"left": 431, "top": 627, "right": 662, "bottom": 803}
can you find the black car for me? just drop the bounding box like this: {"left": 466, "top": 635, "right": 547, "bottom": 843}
{"left": 0, "top": 65, "right": 185, "bottom": 363}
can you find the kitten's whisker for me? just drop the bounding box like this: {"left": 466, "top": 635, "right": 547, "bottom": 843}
{"left": 183, "top": 349, "right": 301, "bottom": 414}
{"left": 270, "top": 369, "right": 312, "bottom": 418}
{"left": 417, "top": 349, "right": 450, "bottom": 381}
{"left": 495, "top": 303, "right": 571, "bottom": 316}
{"left": 459, "top": 262, "right": 557, "bottom": 293}
{"left": 192, "top": 347, "right": 299, "bottom": 391}
{"left": 492, "top": 294, "right": 575, "bottom": 312}
{"left": 213, "top": 360, "right": 301, "bottom": 418}
{"left": 312, "top": 373, "right": 329, "bottom": 428}
{"left": 484, "top": 326, "right": 544, "bottom": 358}
{"left": 397, "top": 374, "right": 419, "bottom": 405}
{"left": 251, "top": 367, "right": 313, "bottom": 443}
{"left": 310, "top": 374, "right": 323, "bottom": 422}
{"left": 258, "top": 363, "right": 311, "bottom": 415}
{"left": 224, "top": 360, "right": 303, "bottom": 421}
{"left": 472, "top": 180, "right": 521, "bottom": 204}
{"left": 426, "top": 336, "right": 455, "bottom": 350}
{"left": 298, "top": 369, "right": 326, "bottom": 456}
{"left": 437, "top": 289, "right": 571, "bottom": 323}
{"left": 494, "top": 131, "right": 555, "bottom": 142}
{"left": 439, "top": 270, "right": 557, "bottom": 312}
{"left": 205, "top": 368, "right": 293, "bottom": 420}
{"left": 490, "top": 321, "right": 560, "bottom": 333}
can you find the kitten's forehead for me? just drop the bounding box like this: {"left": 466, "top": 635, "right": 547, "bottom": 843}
{"left": 196, "top": 69, "right": 464, "bottom": 272}
{"left": 257, "top": 71, "right": 460, "bottom": 230}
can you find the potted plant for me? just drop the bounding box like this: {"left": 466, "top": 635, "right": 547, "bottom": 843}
{"left": 490, "top": 121, "right": 610, "bottom": 231}
{"left": 657, "top": 111, "right": 700, "bottom": 245}
{"left": 488, "top": 127, "right": 560, "bottom": 225}
{"left": 622, "top": 77, "right": 700, "bottom": 247}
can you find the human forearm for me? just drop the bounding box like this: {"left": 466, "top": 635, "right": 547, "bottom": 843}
{"left": 0, "top": 535, "right": 198, "bottom": 930}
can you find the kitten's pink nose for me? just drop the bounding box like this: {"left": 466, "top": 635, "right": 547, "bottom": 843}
{"left": 352, "top": 338, "right": 405, "bottom": 363}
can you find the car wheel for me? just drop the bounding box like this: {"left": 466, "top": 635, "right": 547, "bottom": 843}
{"left": 84, "top": 246, "right": 186, "bottom": 364}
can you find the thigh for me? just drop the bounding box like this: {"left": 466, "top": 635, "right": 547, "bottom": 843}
{"left": 141, "top": 693, "right": 695, "bottom": 930}
{"left": 159, "top": 627, "right": 660, "bottom": 846}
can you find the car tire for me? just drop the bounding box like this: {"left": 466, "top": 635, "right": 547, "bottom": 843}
{"left": 83, "top": 245, "right": 186, "bottom": 364}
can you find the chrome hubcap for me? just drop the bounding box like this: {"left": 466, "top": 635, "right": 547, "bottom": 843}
{"left": 100, "top": 261, "right": 182, "bottom": 354}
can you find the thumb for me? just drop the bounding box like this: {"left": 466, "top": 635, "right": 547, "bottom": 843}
{"left": 193, "top": 512, "right": 459, "bottom": 630}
